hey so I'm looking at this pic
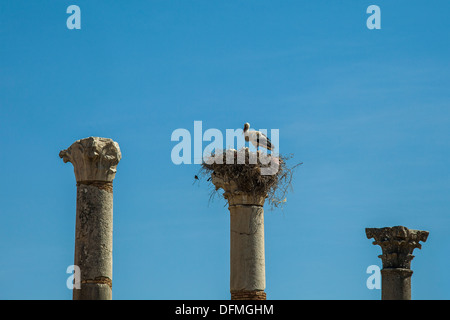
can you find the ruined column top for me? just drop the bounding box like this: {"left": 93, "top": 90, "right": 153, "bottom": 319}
{"left": 225, "top": 192, "right": 267, "bottom": 206}
{"left": 366, "top": 226, "right": 429, "bottom": 269}
{"left": 211, "top": 173, "right": 267, "bottom": 206}
{"left": 59, "top": 137, "right": 122, "bottom": 182}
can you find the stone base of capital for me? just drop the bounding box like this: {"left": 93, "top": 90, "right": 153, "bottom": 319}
{"left": 225, "top": 193, "right": 266, "bottom": 207}
{"left": 77, "top": 180, "right": 113, "bottom": 193}
{"left": 231, "top": 290, "right": 266, "bottom": 300}
{"left": 381, "top": 268, "right": 413, "bottom": 300}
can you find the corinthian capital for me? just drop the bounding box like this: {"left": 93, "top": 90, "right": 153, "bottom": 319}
{"left": 59, "top": 137, "right": 122, "bottom": 182}
{"left": 366, "top": 226, "right": 429, "bottom": 269}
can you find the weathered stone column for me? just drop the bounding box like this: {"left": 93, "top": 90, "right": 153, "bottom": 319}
{"left": 60, "top": 137, "right": 121, "bottom": 300}
{"left": 366, "top": 226, "right": 429, "bottom": 300}
{"left": 211, "top": 174, "right": 267, "bottom": 300}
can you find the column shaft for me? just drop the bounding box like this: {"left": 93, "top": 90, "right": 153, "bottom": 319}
{"left": 229, "top": 203, "right": 266, "bottom": 299}
{"left": 381, "top": 268, "right": 413, "bottom": 300}
{"left": 73, "top": 182, "right": 113, "bottom": 300}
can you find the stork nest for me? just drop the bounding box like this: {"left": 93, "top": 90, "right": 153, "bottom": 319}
{"left": 198, "top": 148, "right": 302, "bottom": 209}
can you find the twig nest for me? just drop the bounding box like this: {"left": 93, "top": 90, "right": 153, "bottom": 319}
{"left": 200, "top": 148, "right": 301, "bottom": 210}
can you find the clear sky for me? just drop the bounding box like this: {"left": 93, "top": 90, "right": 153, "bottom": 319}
{"left": 0, "top": 1, "right": 449, "bottom": 299}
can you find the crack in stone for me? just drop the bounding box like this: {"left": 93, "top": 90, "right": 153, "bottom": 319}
{"left": 81, "top": 276, "right": 112, "bottom": 289}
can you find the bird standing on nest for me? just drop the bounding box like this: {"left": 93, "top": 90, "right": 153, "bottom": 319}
{"left": 243, "top": 122, "right": 273, "bottom": 151}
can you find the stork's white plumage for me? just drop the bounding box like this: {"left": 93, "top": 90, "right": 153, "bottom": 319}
{"left": 243, "top": 122, "right": 273, "bottom": 151}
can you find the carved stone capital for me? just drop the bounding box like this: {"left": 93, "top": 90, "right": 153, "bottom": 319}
{"left": 211, "top": 172, "right": 267, "bottom": 206}
{"left": 211, "top": 171, "right": 239, "bottom": 195}
{"left": 366, "top": 226, "right": 429, "bottom": 269}
{"left": 60, "top": 137, "right": 122, "bottom": 182}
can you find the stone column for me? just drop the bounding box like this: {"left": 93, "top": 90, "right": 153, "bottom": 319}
{"left": 211, "top": 175, "right": 267, "bottom": 300}
{"left": 365, "top": 226, "right": 429, "bottom": 300}
{"left": 60, "top": 137, "right": 122, "bottom": 300}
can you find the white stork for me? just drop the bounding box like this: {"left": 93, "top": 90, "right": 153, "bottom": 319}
{"left": 243, "top": 122, "right": 273, "bottom": 151}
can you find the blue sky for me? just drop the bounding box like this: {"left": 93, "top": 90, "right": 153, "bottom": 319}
{"left": 0, "top": 1, "right": 449, "bottom": 299}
